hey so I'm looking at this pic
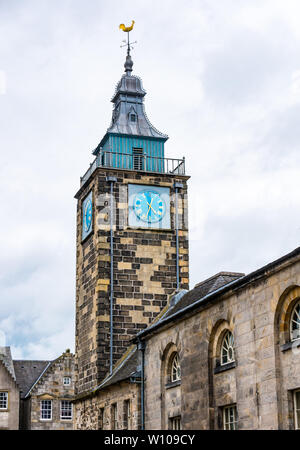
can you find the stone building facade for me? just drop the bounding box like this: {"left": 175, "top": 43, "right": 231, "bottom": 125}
{"left": 73, "top": 246, "right": 300, "bottom": 430}
{"left": 75, "top": 169, "right": 189, "bottom": 394}
{"left": 0, "top": 347, "right": 19, "bottom": 430}
{"left": 20, "top": 350, "right": 75, "bottom": 430}
{"left": 74, "top": 346, "right": 141, "bottom": 430}
{"left": 135, "top": 247, "right": 300, "bottom": 430}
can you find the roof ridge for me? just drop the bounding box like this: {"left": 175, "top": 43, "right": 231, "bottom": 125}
{"left": 194, "top": 271, "right": 245, "bottom": 289}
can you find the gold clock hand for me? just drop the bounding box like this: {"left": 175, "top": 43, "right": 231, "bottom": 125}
{"left": 146, "top": 200, "right": 158, "bottom": 215}
{"left": 146, "top": 199, "right": 154, "bottom": 217}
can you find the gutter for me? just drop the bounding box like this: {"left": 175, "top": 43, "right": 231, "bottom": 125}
{"left": 106, "top": 176, "right": 117, "bottom": 375}
{"left": 137, "top": 340, "right": 146, "bottom": 430}
{"left": 174, "top": 182, "right": 184, "bottom": 291}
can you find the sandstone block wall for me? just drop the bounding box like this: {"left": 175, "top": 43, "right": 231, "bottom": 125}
{"left": 0, "top": 362, "right": 19, "bottom": 430}
{"left": 75, "top": 168, "right": 189, "bottom": 394}
{"left": 74, "top": 381, "right": 140, "bottom": 430}
{"left": 144, "top": 256, "right": 300, "bottom": 430}
{"left": 29, "top": 352, "right": 75, "bottom": 430}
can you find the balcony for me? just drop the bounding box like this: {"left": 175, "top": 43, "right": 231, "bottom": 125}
{"left": 80, "top": 151, "right": 185, "bottom": 186}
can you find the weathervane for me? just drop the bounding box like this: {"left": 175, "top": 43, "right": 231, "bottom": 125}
{"left": 119, "top": 20, "right": 137, "bottom": 57}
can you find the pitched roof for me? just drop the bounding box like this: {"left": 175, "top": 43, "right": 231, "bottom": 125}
{"left": 13, "top": 360, "right": 51, "bottom": 398}
{"left": 0, "top": 346, "right": 16, "bottom": 381}
{"left": 163, "top": 272, "right": 244, "bottom": 320}
{"left": 96, "top": 347, "right": 141, "bottom": 391}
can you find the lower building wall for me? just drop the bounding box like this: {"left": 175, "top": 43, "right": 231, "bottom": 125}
{"left": 74, "top": 381, "right": 140, "bottom": 430}
{"left": 30, "top": 396, "right": 74, "bottom": 430}
{"left": 0, "top": 365, "right": 19, "bottom": 430}
{"left": 144, "top": 258, "right": 300, "bottom": 430}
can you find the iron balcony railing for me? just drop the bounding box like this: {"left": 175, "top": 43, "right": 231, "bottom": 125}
{"left": 80, "top": 151, "right": 185, "bottom": 186}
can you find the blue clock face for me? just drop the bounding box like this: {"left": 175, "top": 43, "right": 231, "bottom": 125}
{"left": 84, "top": 198, "right": 92, "bottom": 232}
{"left": 133, "top": 190, "right": 166, "bottom": 223}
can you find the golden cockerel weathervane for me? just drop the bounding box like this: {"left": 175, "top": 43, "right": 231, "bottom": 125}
{"left": 119, "top": 20, "right": 137, "bottom": 57}
{"left": 119, "top": 20, "right": 135, "bottom": 32}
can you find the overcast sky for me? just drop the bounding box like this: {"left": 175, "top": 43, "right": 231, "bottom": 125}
{"left": 0, "top": 0, "right": 299, "bottom": 360}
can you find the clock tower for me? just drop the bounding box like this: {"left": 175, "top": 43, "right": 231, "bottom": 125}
{"left": 74, "top": 38, "right": 190, "bottom": 396}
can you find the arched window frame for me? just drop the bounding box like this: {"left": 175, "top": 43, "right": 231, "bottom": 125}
{"left": 221, "top": 330, "right": 235, "bottom": 366}
{"left": 170, "top": 353, "right": 181, "bottom": 383}
{"left": 290, "top": 300, "right": 300, "bottom": 342}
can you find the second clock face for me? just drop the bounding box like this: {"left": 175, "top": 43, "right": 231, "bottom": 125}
{"left": 134, "top": 190, "right": 166, "bottom": 223}
{"left": 82, "top": 191, "right": 93, "bottom": 241}
{"left": 84, "top": 198, "right": 93, "bottom": 232}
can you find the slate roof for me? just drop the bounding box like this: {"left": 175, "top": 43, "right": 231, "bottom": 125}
{"left": 71, "top": 346, "right": 142, "bottom": 400}
{"left": 13, "top": 360, "right": 51, "bottom": 398}
{"left": 163, "top": 272, "right": 245, "bottom": 320}
{"left": 107, "top": 73, "right": 168, "bottom": 140}
{"left": 94, "top": 346, "right": 141, "bottom": 392}
{"left": 0, "top": 347, "right": 16, "bottom": 381}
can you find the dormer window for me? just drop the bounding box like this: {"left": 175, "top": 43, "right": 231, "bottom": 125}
{"left": 130, "top": 113, "right": 137, "bottom": 122}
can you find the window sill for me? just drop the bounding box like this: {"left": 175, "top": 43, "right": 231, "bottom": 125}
{"left": 214, "top": 361, "right": 236, "bottom": 374}
{"left": 281, "top": 339, "right": 300, "bottom": 352}
{"left": 165, "top": 380, "right": 181, "bottom": 390}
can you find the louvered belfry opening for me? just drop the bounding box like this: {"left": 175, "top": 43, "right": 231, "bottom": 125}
{"left": 132, "top": 148, "right": 144, "bottom": 170}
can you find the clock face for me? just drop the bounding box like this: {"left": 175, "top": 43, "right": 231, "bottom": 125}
{"left": 128, "top": 184, "right": 170, "bottom": 229}
{"left": 84, "top": 198, "right": 92, "bottom": 232}
{"left": 134, "top": 190, "right": 166, "bottom": 223}
{"left": 82, "top": 191, "right": 93, "bottom": 240}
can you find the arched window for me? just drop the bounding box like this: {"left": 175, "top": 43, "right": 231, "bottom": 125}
{"left": 290, "top": 300, "right": 300, "bottom": 342}
{"left": 221, "top": 331, "right": 235, "bottom": 366}
{"left": 170, "top": 353, "right": 181, "bottom": 382}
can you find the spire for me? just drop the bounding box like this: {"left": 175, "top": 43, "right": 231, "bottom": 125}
{"left": 92, "top": 21, "right": 168, "bottom": 154}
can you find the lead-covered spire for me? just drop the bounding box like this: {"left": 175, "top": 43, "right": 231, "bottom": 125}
{"left": 93, "top": 21, "right": 168, "bottom": 154}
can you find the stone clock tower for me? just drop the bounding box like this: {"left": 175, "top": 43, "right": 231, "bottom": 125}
{"left": 74, "top": 46, "right": 190, "bottom": 396}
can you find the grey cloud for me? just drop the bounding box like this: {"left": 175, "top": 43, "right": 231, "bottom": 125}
{"left": 202, "top": 27, "right": 297, "bottom": 105}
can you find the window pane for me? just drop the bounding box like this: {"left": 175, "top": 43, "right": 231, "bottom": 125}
{"left": 221, "top": 331, "right": 235, "bottom": 366}
{"left": 170, "top": 416, "right": 181, "bottom": 430}
{"left": 41, "top": 400, "right": 52, "bottom": 420}
{"left": 0, "top": 392, "right": 8, "bottom": 409}
{"left": 61, "top": 400, "right": 72, "bottom": 420}
{"left": 291, "top": 302, "right": 300, "bottom": 341}
{"left": 223, "top": 405, "right": 237, "bottom": 430}
{"left": 171, "top": 353, "right": 181, "bottom": 382}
